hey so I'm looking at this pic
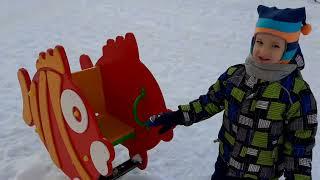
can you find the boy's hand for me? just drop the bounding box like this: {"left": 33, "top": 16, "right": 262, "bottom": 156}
{"left": 146, "top": 110, "right": 183, "bottom": 134}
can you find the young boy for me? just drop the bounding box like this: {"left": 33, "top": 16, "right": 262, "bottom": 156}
{"left": 147, "top": 5, "right": 317, "bottom": 180}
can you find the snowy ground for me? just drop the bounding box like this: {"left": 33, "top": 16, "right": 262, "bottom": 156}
{"left": 1, "top": 0, "right": 319, "bottom": 179}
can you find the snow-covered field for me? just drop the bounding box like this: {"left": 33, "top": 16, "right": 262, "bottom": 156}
{"left": 1, "top": 0, "right": 319, "bottom": 179}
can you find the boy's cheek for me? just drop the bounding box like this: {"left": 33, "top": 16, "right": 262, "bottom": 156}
{"left": 252, "top": 50, "right": 261, "bottom": 62}
{"left": 271, "top": 51, "right": 283, "bottom": 63}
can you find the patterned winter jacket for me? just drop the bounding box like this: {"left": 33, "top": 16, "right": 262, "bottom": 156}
{"left": 178, "top": 64, "right": 317, "bottom": 180}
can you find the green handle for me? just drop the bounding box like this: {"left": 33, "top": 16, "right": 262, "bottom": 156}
{"left": 133, "top": 88, "right": 148, "bottom": 127}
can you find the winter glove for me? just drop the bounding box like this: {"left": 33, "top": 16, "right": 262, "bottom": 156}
{"left": 146, "top": 110, "right": 184, "bottom": 134}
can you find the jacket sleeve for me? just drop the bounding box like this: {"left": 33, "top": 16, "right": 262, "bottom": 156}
{"left": 177, "top": 66, "right": 239, "bottom": 126}
{"left": 283, "top": 80, "right": 317, "bottom": 180}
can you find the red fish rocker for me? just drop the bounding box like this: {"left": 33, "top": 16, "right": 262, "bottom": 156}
{"left": 17, "top": 33, "right": 174, "bottom": 180}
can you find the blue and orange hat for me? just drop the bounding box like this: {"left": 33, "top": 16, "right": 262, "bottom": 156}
{"left": 251, "top": 5, "right": 312, "bottom": 69}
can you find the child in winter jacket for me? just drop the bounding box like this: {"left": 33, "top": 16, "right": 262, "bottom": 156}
{"left": 147, "top": 5, "right": 317, "bottom": 180}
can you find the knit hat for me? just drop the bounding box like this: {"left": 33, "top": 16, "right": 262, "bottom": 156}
{"left": 251, "top": 5, "right": 312, "bottom": 70}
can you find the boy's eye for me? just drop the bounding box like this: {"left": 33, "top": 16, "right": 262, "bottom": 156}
{"left": 272, "top": 44, "right": 280, "bottom": 48}
{"left": 256, "top": 40, "right": 263, "bottom": 45}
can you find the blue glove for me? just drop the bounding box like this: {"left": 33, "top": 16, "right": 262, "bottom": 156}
{"left": 146, "top": 110, "right": 184, "bottom": 134}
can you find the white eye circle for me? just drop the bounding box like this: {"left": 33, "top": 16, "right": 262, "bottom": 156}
{"left": 90, "top": 141, "right": 110, "bottom": 176}
{"left": 60, "top": 89, "right": 88, "bottom": 133}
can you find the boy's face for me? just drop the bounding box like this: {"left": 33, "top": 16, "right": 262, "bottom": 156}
{"left": 252, "top": 33, "right": 286, "bottom": 64}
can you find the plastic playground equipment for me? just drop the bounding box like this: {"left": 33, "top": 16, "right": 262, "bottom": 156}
{"left": 17, "top": 33, "right": 174, "bottom": 180}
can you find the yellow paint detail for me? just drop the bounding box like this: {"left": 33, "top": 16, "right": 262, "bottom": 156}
{"left": 17, "top": 70, "right": 33, "bottom": 125}
{"left": 39, "top": 71, "right": 61, "bottom": 168}
{"left": 46, "top": 71, "right": 90, "bottom": 179}
{"left": 29, "top": 82, "right": 45, "bottom": 143}
{"left": 36, "top": 48, "right": 65, "bottom": 74}
{"left": 83, "top": 155, "right": 89, "bottom": 162}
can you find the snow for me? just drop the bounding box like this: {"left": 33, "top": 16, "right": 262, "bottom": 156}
{"left": 0, "top": 0, "right": 319, "bottom": 179}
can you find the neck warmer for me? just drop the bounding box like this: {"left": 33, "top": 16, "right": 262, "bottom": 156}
{"left": 245, "top": 55, "right": 297, "bottom": 82}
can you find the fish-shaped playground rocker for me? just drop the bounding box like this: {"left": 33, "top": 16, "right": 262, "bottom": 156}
{"left": 17, "top": 33, "right": 174, "bottom": 180}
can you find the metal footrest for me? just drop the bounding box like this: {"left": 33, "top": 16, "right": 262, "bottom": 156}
{"left": 99, "top": 158, "right": 141, "bottom": 180}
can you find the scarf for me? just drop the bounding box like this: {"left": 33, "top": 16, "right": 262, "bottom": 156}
{"left": 244, "top": 55, "right": 297, "bottom": 82}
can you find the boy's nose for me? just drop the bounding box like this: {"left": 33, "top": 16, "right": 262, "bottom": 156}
{"left": 258, "top": 47, "right": 271, "bottom": 58}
